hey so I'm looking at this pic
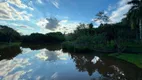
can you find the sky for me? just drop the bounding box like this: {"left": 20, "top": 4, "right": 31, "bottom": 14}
{"left": 0, "top": 0, "right": 132, "bottom": 35}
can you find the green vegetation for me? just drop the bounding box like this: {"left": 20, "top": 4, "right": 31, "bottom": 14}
{"left": 62, "top": 0, "right": 142, "bottom": 53}
{"left": 0, "top": 45, "right": 22, "bottom": 60}
{"left": 22, "top": 32, "right": 65, "bottom": 44}
{"left": 62, "top": 22, "right": 138, "bottom": 53}
{"left": 109, "top": 53, "right": 142, "bottom": 68}
{"left": 0, "top": 25, "right": 21, "bottom": 43}
{"left": 0, "top": 25, "right": 65, "bottom": 44}
{"left": 127, "top": 0, "right": 142, "bottom": 40}
{"left": 0, "top": 42, "right": 21, "bottom": 49}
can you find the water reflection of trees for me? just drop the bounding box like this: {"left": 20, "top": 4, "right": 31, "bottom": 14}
{"left": 21, "top": 44, "right": 61, "bottom": 51}
{"left": 70, "top": 53, "right": 142, "bottom": 80}
{"left": 71, "top": 54, "right": 96, "bottom": 76}
{"left": 0, "top": 46, "right": 22, "bottom": 60}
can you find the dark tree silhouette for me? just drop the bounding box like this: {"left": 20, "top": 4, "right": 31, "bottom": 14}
{"left": 0, "top": 25, "right": 21, "bottom": 42}
{"left": 127, "top": 0, "right": 142, "bottom": 40}
{"left": 94, "top": 11, "right": 109, "bottom": 24}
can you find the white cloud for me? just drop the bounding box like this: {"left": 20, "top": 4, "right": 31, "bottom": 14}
{"left": 36, "top": 18, "right": 49, "bottom": 29}
{"left": 36, "top": 19, "right": 51, "bottom": 34}
{"left": 8, "top": 0, "right": 27, "bottom": 8}
{"left": 28, "top": 1, "right": 34, "bottom": 8}
{"left": 3, "top": 71, "right": 26, "bottom": 80}
{"left": 8, "top": 0, "right": 34, "bottom": 10}
{"left": 108, "top": 4, "right": 117, "bottom": 11}
{"left": 52, "top": 1, "right": 59, "bottom": 8}
{"left": 0, "top": 58, "right": 30, "bottom": 79}
{"left": 92, "top": 0, "right": 132, "bottom": 26}
{"left": 11, "top": 23, "right": 34, "bottom": 30}
{"left": 37, "top": 18, "right": 79, "bottom": 34}
{"left": 0, "top": 2, "right": 33, "bottom": 21}
{"left": 110, "top": 5, "right": 131, "bottom": 23}
{"left": 37, "top": 0, "right": 42, "bottom": 4}
{"left": 0, "top": 2, "right": 17, "bottom": 20}
{"left": 47, "top": 0, "right": 59, "bottom": 9}
{"left": 28, "top": 7, "right": 34, "bottom": 11}
{"left": 37, "top": 17, "right": 79, "bottom": 34}
{"left": 20, "top": 11, "right": 33, "bottom": 21}
{"left": 55, "top": 21, "right": 79, "bottom": 34}
{"left": 118, "top": 0, "right": 131, "bottom": 7}
{"left": 59, "top": 20, "right": 68, "bottom": 23}
{"left": 20, "top": 25, "right": 34, "bottom": 30}
{"left": 37, "top": 17, "right": 60, "bottom": 30}
{"left": 108, "top": 5, "right": 113, "bottom": 11}
{"left": 0, "top": 22, "right": 35, "bottom": 33}
{"left": 109, "top": 0, "right": 132, "bottom": 23}
{"left": 0, "top": 21, "right": 7, "bottom": 26}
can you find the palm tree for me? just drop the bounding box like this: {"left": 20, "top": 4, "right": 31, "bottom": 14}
{"left": 127, "top": 0, "right": 142, "bottom": 40}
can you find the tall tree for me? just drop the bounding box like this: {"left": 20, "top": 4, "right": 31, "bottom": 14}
{"left": 88, "top": 23, "right": 93, "bottom": 29}
{"left": 94, "top": 11, "right": 109, "bottom": 24}
{"left": 88, "top": 23, "right": 93, "bottom": 35}
{"left": 127, "top": 0, "right": 142, "bottom": 40}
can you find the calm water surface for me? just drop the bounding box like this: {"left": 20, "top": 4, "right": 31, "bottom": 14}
{"left": 0, "top": 45, "right": 142, "bottom": 80}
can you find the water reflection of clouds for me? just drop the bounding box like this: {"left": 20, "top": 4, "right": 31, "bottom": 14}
{"left": 20, "top": 47, "right": 32, "bottom": 54}
{"left": 51, "top": 72, "right": 58, "bottom": 80}
{"left": 0, "top": 47, "right": 131, "bottom": 80}
{"left": 90, "top": 70, "right": 104, "bottom": 80}
{"left": 36, "top": 49, "right": 68, "bottom": 61}
{"left": 0, "top": 58, "right": 31, "bottom": 80}
{"left": 3, "top": 71, "right": 25, "bottom": 80}
{"left": 91, "top": 56, "right": 100, "bottom": 64}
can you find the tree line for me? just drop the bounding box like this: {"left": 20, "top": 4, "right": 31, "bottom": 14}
{"left": 0, "top": 25, "right": 65, "bottom": 44}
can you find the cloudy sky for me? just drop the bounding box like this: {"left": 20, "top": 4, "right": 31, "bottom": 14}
{"left": 0, "top": 0, "right": 132, "bottom": 35}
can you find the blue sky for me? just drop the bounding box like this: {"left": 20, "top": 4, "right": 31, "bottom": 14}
{"left": 0, "top": 0, "right": 132, "bottom": 35}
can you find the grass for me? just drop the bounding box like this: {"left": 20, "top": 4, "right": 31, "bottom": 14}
{"left": 109, "top": 53, "right": 142, "bottom": 68}
{"left": 0, "top": 42, "right": 21, "bottom": 49}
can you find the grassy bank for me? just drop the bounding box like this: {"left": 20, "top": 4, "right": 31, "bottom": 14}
{"left": 109, "top": 53, "right": 142, "bottom": 68}
{"left": 62, "top": 40, "right": 142, "bottom": 53}
{"left": 0, "top": 42, "right": 21, "bottom": 49}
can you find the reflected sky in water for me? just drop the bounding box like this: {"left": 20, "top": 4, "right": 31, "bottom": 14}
{"left": 0, "top": 46, "right": 142, "bottom": 80}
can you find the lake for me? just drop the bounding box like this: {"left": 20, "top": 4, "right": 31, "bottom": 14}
{"left": 0, "top": 44, "right": 142, "bottom": 80}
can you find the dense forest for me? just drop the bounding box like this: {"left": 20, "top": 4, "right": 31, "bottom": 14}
{"left": 22, "top": 32, "right": 65, "bottom": 44}
{"left": 0, "top": 25, "right": 65, "bottom": 44}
